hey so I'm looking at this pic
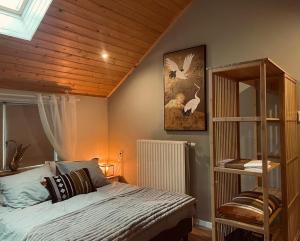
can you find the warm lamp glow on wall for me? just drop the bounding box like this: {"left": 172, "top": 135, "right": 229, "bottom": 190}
{"left": 99, "top": 163, "right": 114, "bottom": 177}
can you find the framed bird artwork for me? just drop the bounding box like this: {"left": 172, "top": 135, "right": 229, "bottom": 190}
{"left": 164, "top": 45, "right": 206, "bottom": 131}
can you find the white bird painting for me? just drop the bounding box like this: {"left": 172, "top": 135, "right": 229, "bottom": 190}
{"left": 183, "top": 83, "right": 201, "bottom": 116}
{"left": 166, "top": 54, "right": 194, "bottom": 80}
{"left": 164, "top": 45, "right": 206, "bottom": 130}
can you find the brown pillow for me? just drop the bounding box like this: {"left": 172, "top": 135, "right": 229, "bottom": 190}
{"left": 217, "top": 191, "right": 281, "bottom": 225}
{"left": 45, "top": 168, "right": 95, "bottom": 203}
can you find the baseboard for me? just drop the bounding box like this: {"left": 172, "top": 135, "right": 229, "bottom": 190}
{"left": 194, "top": 218, "right": 212, "bottom": 230}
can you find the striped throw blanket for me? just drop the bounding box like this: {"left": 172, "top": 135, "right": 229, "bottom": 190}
{"left": 24, "top": 186, "right": 195, "bottom": 241}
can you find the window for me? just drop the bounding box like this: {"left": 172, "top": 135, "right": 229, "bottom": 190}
{"left": 0, "top": 0, "right": 27, "bottom": 14}
{"left": 0, "top": 103, "right": 54, "bottom": 170}
{"left": 0, "top": 0, "right": 53, "bottom": 40}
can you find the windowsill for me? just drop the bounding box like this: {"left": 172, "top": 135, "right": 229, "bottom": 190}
{"left": 0, "top": 164, "right": 44, "bottom": 177}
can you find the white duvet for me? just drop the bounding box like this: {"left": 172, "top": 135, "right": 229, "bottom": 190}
{"left": 0, "top": 183, "right": 138, "bottom": 241}
{"left": 0, "top": 183, "right": 194, "bottom": 241}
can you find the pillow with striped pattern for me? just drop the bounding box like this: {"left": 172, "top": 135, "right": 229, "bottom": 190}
{"left": 45, "top": 168, "right": 95, "bottom": 203}
{"left": 217, "top": 191, "right": 281, "bottom": 225}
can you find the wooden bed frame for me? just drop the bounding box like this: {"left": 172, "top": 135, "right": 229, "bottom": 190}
{"left": 150, "top": 218, "right": 193, "bottom": 241}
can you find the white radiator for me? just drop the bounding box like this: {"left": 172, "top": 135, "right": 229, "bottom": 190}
{"left": 137, "top": 140, "right": 194, "bottom": 194}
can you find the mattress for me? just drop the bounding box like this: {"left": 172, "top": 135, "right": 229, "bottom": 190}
{"left": 0, "top": 182, "right": 195, "bottom": 241}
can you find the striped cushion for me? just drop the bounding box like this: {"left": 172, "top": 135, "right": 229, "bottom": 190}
{"left": 45, "top": 168, "right": 95, "bottom": 203}
{"left": 218, "top": 191, "right": 281, "bottom": 225}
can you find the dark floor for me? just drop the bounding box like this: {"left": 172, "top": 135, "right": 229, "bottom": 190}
{"left": 189, "top": 227, "right": 212, "bottom": 241}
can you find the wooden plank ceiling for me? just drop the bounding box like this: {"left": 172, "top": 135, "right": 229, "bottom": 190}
{"left": 0, "top": 0, "right": 191, "bottom": 97}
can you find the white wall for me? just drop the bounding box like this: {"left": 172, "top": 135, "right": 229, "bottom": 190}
{"left": 76, "top": 96, "right": 108, "bottom": 161}
{"left": 0, "top": 89, "right": 109, "bottom": 165}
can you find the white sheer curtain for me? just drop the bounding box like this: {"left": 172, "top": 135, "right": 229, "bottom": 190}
{"left": 37, "top": 94, "right": 77, "bottom": 161}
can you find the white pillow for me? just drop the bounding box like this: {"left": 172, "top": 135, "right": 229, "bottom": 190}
{"left": 0, "top": 165, "right": 54, "bottom": 208}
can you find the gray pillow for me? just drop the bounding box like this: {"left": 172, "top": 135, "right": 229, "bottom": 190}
{"left": 0, "top": 165, "right": 53, "bottom": 208}
{"left": 56, "top": 160, "right": 108, "bottom": 188}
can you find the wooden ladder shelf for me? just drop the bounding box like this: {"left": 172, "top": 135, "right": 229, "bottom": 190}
{"left": 208, "top": 58, "right": 300, "bottom": 241}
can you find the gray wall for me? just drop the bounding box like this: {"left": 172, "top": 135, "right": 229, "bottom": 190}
{"left": 108, "top": 0, "right": 300, "bottom": 222}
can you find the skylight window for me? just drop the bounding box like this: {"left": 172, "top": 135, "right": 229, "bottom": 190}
{"left": 0, "top": 0, "right": 27, "bottom": 13}
{"left": 0, "top": 0, "right": 52, "bottom": 40}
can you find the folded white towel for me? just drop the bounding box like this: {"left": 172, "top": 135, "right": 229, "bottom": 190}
{"left": 245, "top": 165, "right": 271, "bottom": 173}
{"left": 244, "top": 160, "right": 271, "bottom": 168}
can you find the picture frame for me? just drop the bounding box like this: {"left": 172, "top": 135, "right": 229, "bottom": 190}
{"left": 164, "top": 45, "right": 206, "bottom": 131}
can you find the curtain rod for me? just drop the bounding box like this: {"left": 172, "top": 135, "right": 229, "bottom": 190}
{"left": 0, "top": 93, "right": 80, "bottom": 102}
{"left": 0, "top": 93, "right": 36, "bottom": 98}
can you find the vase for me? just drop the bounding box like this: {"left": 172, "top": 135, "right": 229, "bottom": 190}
{"left": 9, "top": 158, "right": 19, "bottom": 171}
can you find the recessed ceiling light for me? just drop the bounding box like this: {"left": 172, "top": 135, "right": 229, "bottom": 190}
{"left": 101, "top": 53, "right": 109, "bottom": 59}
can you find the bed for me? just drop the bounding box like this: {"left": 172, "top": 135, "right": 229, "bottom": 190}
{"left": 0, "top": 182, "right": 195, "bottom": 241}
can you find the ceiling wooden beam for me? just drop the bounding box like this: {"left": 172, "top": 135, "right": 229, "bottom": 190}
{"left": 0, "top": 39, "right": 127, "bottom": 77}
{"left": 49, "top": 2, "right": 158, "bottom": 43}
{"left": 0, "top": 51, "right": 124, "bottom": 82}
{"left": 0, "top": 0, "right": 192, "bottom": 96}
{"left": 0, "top": 62, "right": 119, "bottom": 85}
{"left": 40, "top": 22, "right": 147, "bottom": 54}
{"left": 108, "top": 0, "right": 192, "bottom": 97}
{"left": 89, "top": 0, "right": 167, "bottom": 33}
{"left": 42, "top": 15, "right": 150, "bottom": 50}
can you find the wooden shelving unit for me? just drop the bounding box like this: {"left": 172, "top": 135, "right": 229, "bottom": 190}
{"left": 212, "top": 116, "right": 261, "bottom": 122}
{"left": 208, "top": 58, "right": 300, "bottom": 241}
